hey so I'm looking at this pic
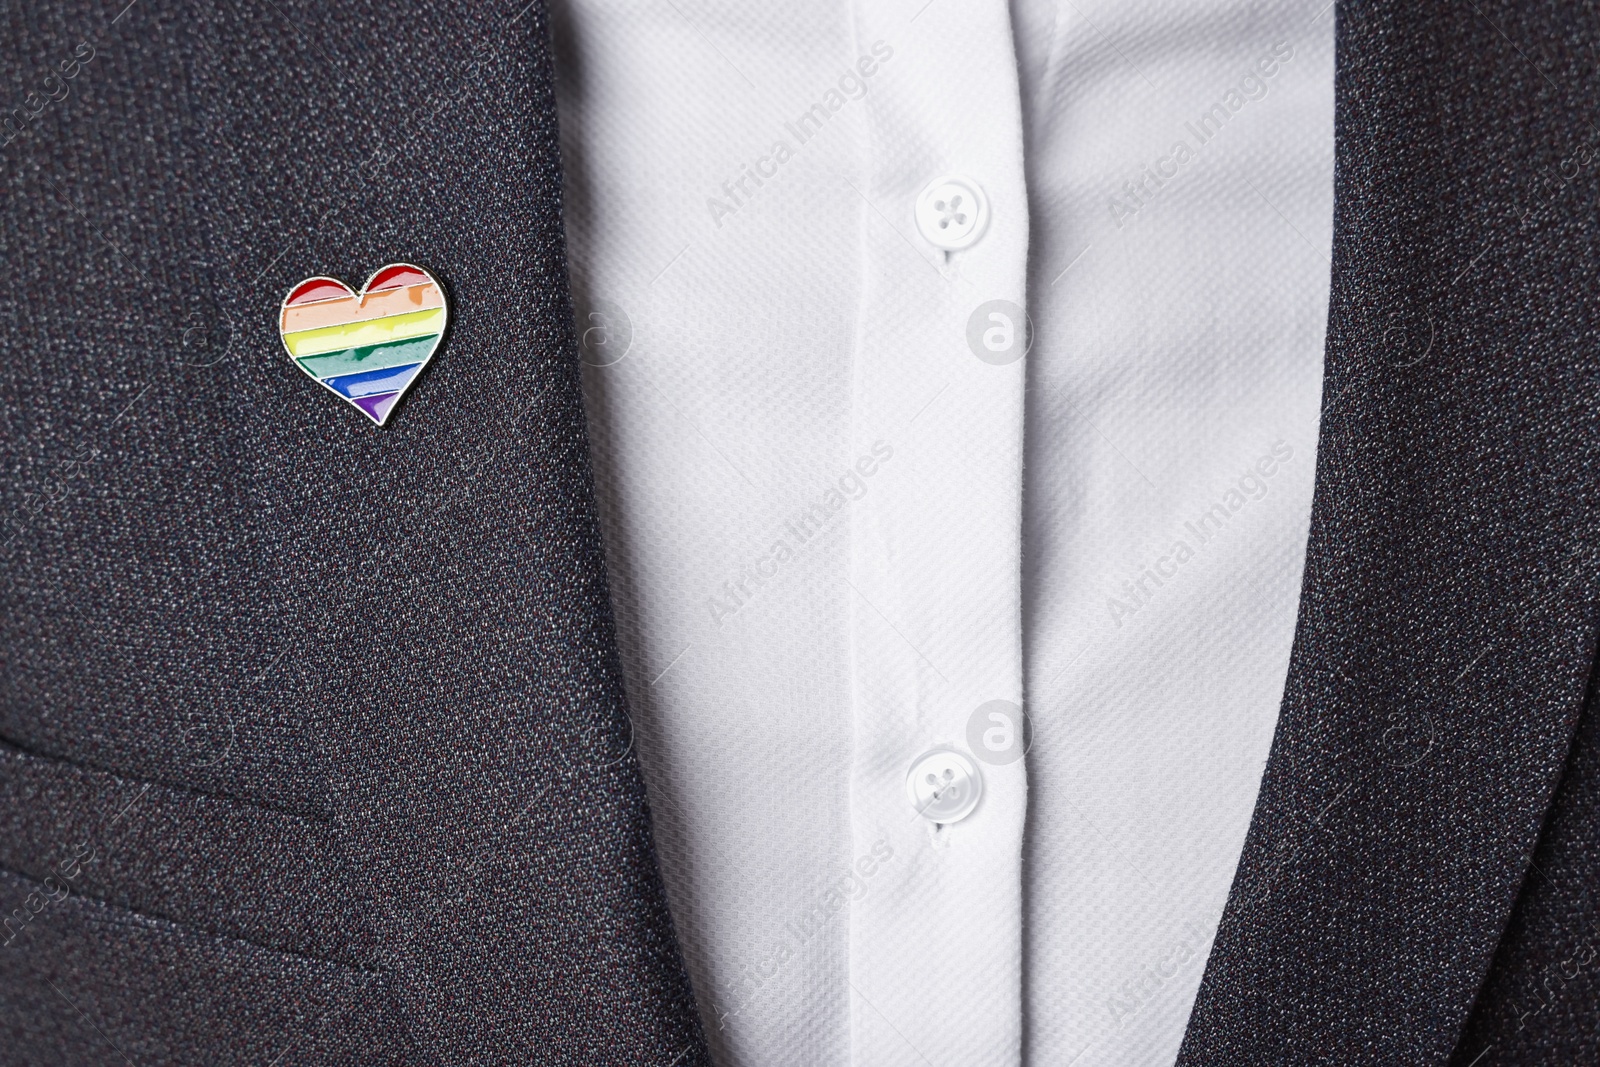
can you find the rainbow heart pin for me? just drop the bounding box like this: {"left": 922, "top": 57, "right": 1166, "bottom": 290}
{"left": 279, "top": 263, "right": 447, "bottom": 426}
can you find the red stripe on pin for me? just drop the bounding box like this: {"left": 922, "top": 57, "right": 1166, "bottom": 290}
{"left": 366, "top": 264, "right": 434, "bottom": 292}
{"left": 285, "top": 277, "right": 355, "bottom": 305}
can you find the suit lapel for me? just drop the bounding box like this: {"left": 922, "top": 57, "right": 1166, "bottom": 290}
{"left": 1178, "top": 2, "right": 1600, "bottom": 1062}
{"left": 185, "top": 0, "right": 709, "bottom": 1060}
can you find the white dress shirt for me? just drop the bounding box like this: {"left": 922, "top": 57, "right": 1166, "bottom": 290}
{"left": 550, "top": 1, "right": 1334, "bottom": 1064}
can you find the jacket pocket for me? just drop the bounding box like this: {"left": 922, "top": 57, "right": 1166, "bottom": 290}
{"left": 0, "top": 737, "right": 370, "bottom": 968}
{"left": 0, "top": 863, "right": 420, "bottom": 1065}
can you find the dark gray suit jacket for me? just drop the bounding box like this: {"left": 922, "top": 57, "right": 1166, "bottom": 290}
{"left": 0, "top": 0, "right": 1596, "bottom": 1063}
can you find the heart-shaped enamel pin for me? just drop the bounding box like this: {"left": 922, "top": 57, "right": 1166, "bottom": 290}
{"left": 279, "top": 263, "right": 447, "bottom": 426}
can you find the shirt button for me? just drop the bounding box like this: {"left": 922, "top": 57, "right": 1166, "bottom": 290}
{"left": 914, "top": 175, "right": 990, "bottom": 251}
{"left": 906, "top": 748, "right": 984, "bottom": 824}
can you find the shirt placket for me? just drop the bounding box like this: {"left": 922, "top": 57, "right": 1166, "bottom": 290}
{"left": 845, "top": 3, "right": 1030, "bottom": 1065}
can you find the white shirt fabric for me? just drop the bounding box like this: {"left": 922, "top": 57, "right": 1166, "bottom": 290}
{"left": 550, "top": 1, "right": 1334, "bottom": 1064}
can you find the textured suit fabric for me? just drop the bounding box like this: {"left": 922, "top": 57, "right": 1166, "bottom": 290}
{"left": 1177, "top": 1, "right": 1600, "bottom": 1064}
{"left": 1454, "top": 668, "right": 1600, "bottom": 1064}
{"left": 0, "top": 0, "right": 708, "bottom": 1063}
{"left": 7, "top": 0, "right": 1600, "bottom": 1064}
